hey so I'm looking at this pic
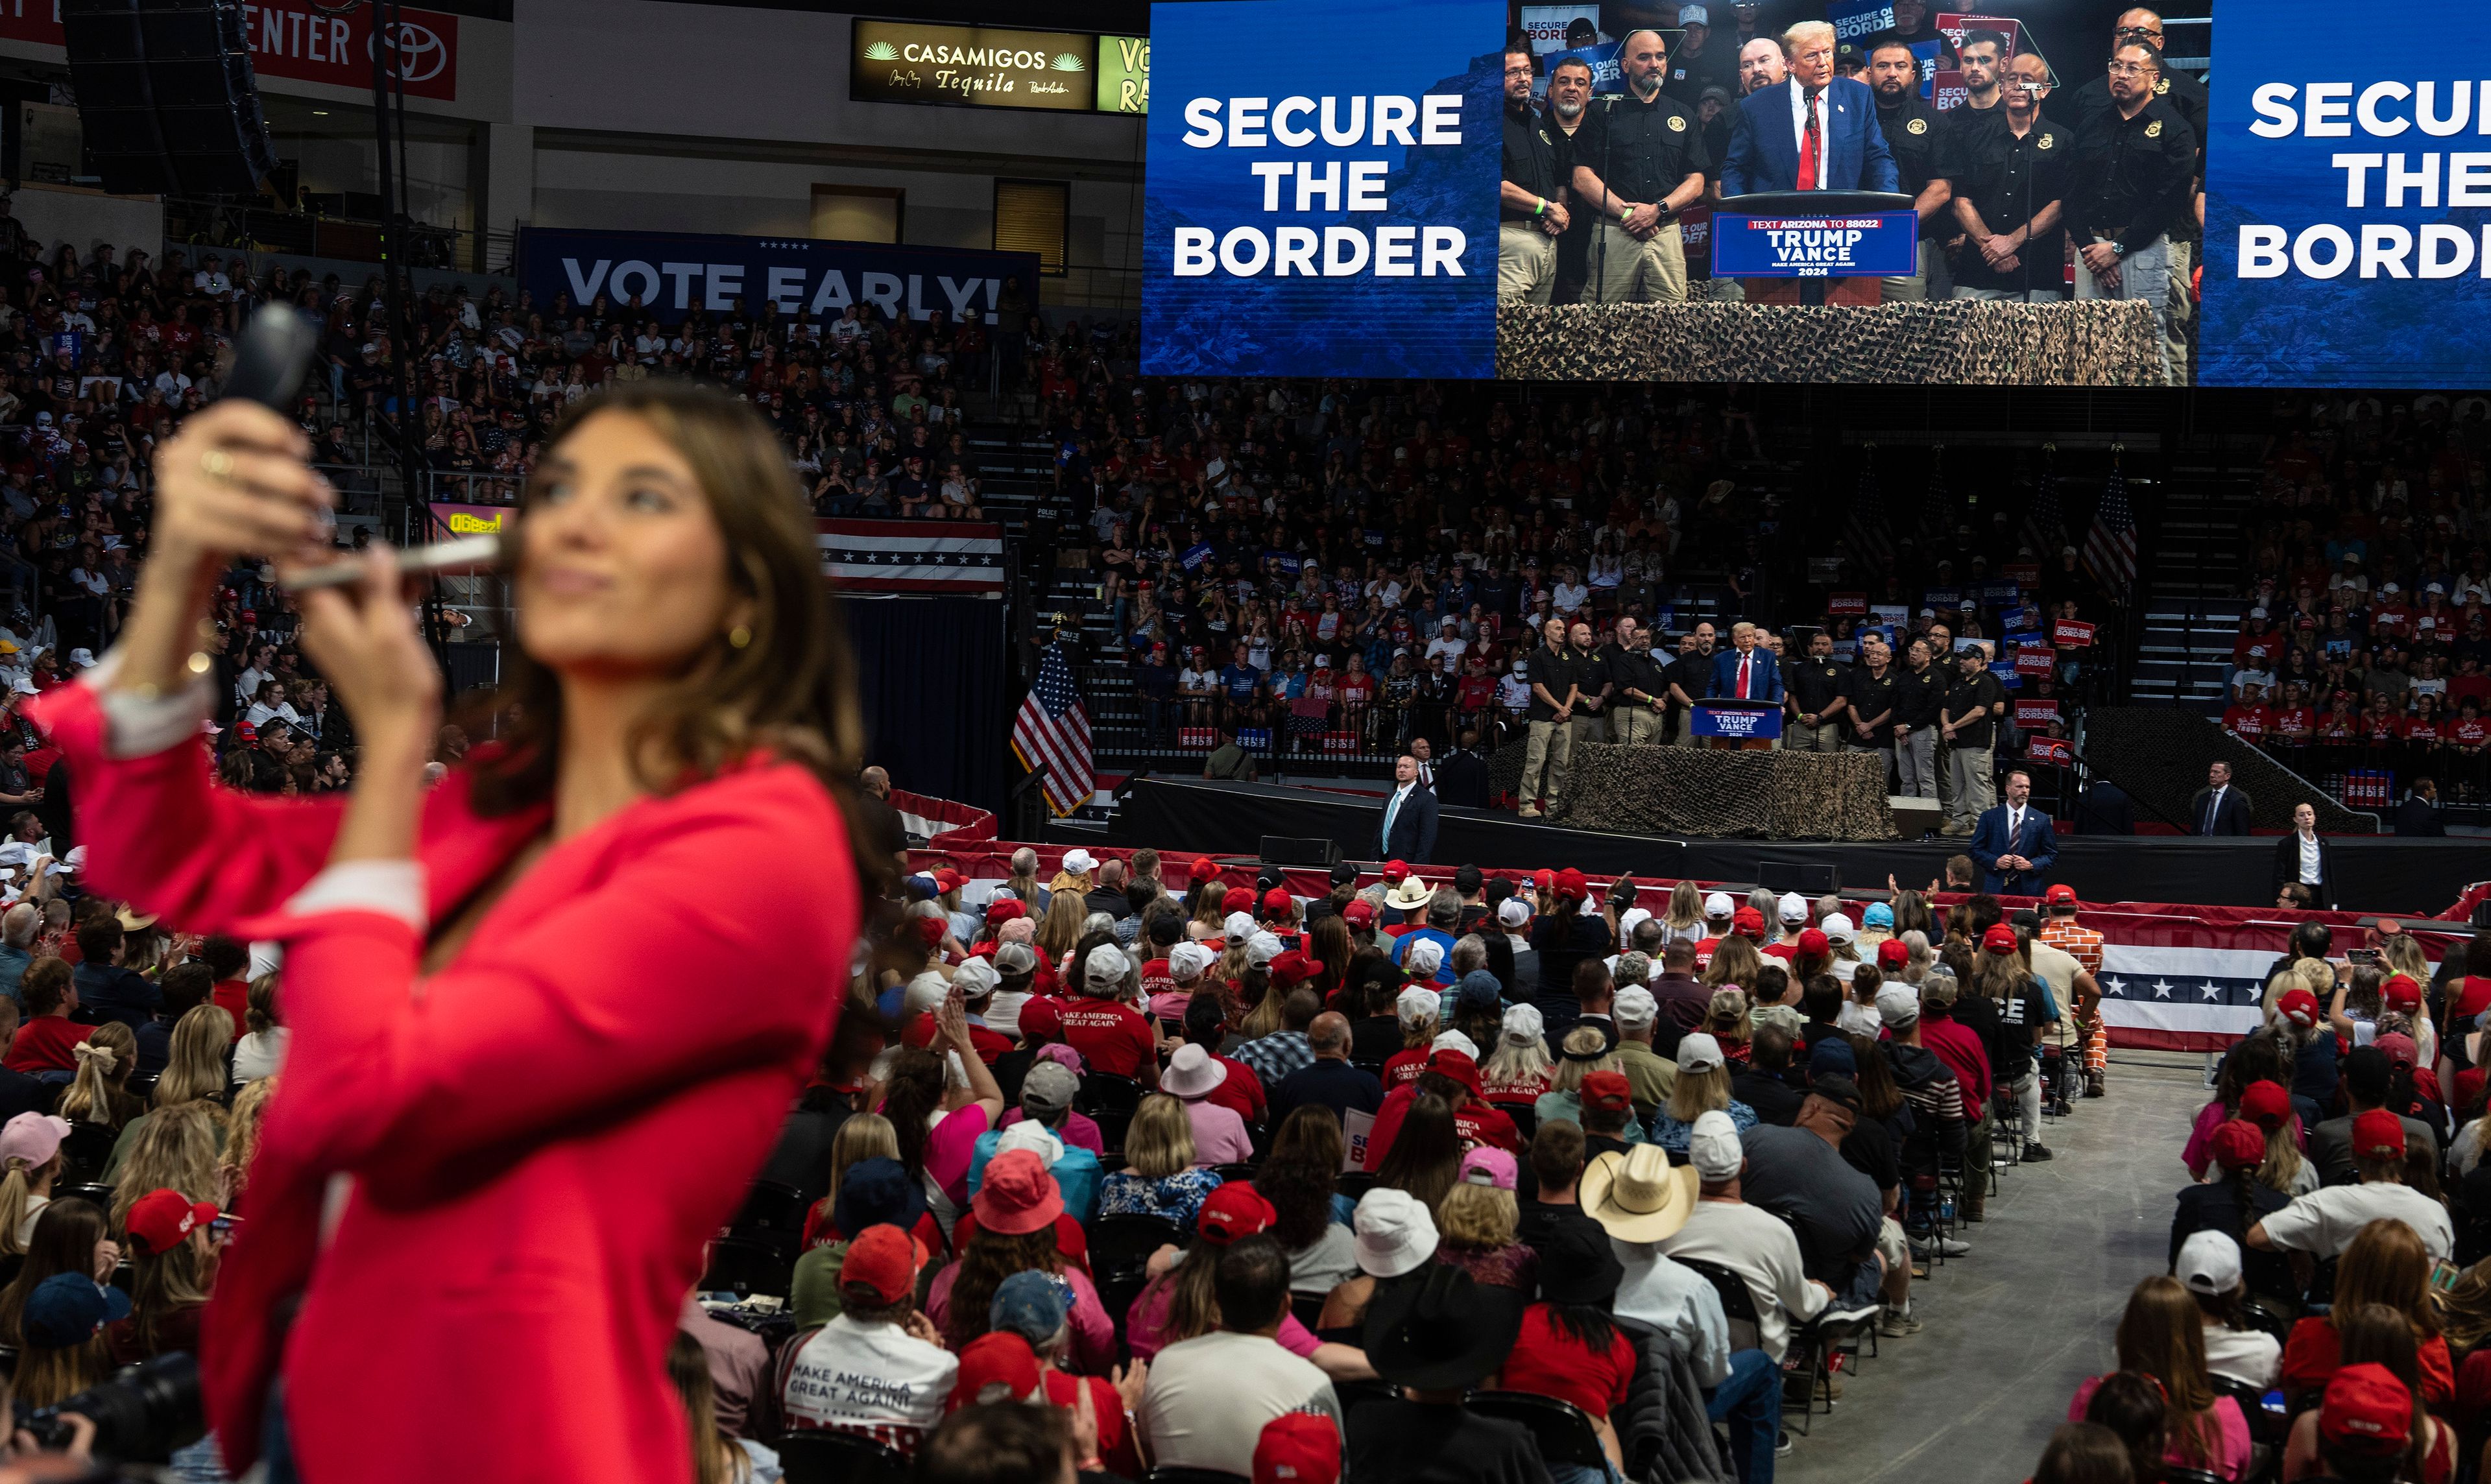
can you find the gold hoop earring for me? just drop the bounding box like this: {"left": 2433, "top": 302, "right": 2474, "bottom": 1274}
{"left": 727, "top": 625, "right": 752, "bottom": 649}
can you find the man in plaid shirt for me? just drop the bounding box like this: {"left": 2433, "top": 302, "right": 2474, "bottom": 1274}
{"left": 2038, "top": 883, "right": 2107, "bottom": 1097}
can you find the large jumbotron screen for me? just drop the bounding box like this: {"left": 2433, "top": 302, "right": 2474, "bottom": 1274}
{"left": 1138, "top": 0, "right": 2490, "bottom": 389}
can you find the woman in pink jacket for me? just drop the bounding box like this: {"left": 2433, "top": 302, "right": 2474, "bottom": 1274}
{"left": 32, "top": 382, "right": 874, "bottom": 1482}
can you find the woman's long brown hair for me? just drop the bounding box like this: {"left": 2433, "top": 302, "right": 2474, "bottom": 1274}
{"left": 2335, "top": 1217, "right": 2440, "bottom": 1340}
{"left": 2113, "top": 1275, "right": 2220, "bottom": 1468}
{"left": 455, "top": 381, "right": 887, "bottom": 895}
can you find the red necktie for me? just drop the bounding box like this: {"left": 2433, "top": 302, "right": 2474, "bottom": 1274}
{"left": 1798, "top": 89, "right": 1823, "bottom": 190}
{"left": 1739, "top": 655, "right": 1751, "bottom": 699}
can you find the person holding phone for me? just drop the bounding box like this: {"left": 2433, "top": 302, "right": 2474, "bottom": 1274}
{"left": 33, "top": 384, "right": 877, "bottom": 1482}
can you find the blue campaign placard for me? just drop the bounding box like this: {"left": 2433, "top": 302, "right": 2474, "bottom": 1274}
{"left": 1692, "top": 704, "right": 1785, "bottom": 740}
{"left": 2201, "top": 0, "right": 2491, "bottom": 387}
{"left": 1711, "top": 211, "right": 1920, "bottom": 277}
{"left": 1142, "top": 0, "right": 1502, "bottom": 378}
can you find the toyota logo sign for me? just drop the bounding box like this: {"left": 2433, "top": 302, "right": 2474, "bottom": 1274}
{"left": 370, "top": 21, "right": 448, "bottom": 84}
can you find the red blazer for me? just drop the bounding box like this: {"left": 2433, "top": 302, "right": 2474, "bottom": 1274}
{"left": 29, "top": 682, "right": 858, "bottom": 1484}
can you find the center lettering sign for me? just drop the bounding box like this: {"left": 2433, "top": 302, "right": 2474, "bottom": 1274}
{"left": 1142, "top": 0, "right": 1500, "bottom": 378}
{"left": 0, "top": 0, "right": 460, "bottom": 99}
{"left": 1711, "top": 213, "right": 1919, "bottom": 278}
{"left": 850, "top": 19, "right": 1097, "bottom": 112}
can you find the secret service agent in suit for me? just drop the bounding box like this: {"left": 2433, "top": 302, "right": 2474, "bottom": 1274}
{"left": 1970, "top": 767, "right": 2060, "bottom": 894}
{"left": 1378, "top": 753, "right": 1440, "bottom": 865}
{"left": 2189, "top": 760, "right": 2253, "bottom": 836}
{"left": 1707, "top": 621, "right": 1785, "bottom": 704}
{"left": 2394, "top": 778, "right": 2446, "bottom": 837}
{"left": 2270, "top": 801, "right": 2336, "bottom": 909}
{"left": 1720, "top": 21, "right": 1900, "bottom": 196}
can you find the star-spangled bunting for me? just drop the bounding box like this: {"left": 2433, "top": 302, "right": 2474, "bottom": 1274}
{"left": 819, "top": 518, "right": 1005, "bottom": 594}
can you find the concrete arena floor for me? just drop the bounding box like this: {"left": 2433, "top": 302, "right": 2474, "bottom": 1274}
{"left": 1775, "top": 1051, "right": 2209, "bottom": 1484}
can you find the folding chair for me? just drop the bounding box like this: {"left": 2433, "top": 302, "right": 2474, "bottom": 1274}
{"left": 1465, "top": 1391, "right": 1608, "bottom": 1468}
{"left": 775, "top": 1430, "right": 909, "bottom": 1484}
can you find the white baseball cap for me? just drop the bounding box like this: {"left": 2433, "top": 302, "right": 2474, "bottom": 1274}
{"left": 1703, "top": 892, "right": 1735, "bottom": 918}
{"left": 1688, "top": 1110, "right": 1744, "bottom": 1180}
{"left": 1223, "top": 911, "right": 1257, "bottom": 941}
{"left": 1675, "top": 1031, "right": 1725, "bottom": 1073}
{"left": 1396, "top": 985, "right": 1441, "bottom": 1026}
{"left": 1875, "top": 983, "right": 1921, "bottom": 1027}
{"left": 1404, "top": 938, "right": 1447, "bottom": 979}
{"left": 1432, "top": 1029, "right": 1480, "bottom": 1060}
{"left": 1821, "top": 913, "right": 1855, "bottom": 944}
{"left": 1497, "top": 898, "right": 1533, "bottom": 928}
{"left": 1613, "top": 985, "right": 1659, "bottom": 1032}
{"left": 1777, "top": 892, "right": 1809, "bottom": 925}
{"left": 1168, "top": 941, "right": 1216, "bottom": 980}
{"left": 1502, "top": 1003, "right": 1545, "bottom": 1044}
{"left": 2177, "top": 1230, "right": 2244, "bottom": 1297}
{"left": 1246, "top": 931, "right": 1285, "bottom": 966}
{"left": 1679, "top": 5, "right": 1710, "bottom": 25}
{"left": 1083, "top": 944, "right": 1129, "bottom": 993}
{"left": 1061, "top": 848, "right": 1098, "bottom": 874}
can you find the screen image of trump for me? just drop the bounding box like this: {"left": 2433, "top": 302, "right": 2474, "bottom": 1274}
{"left": 1137, "top": 0, "right": 2475, "bottom": 387}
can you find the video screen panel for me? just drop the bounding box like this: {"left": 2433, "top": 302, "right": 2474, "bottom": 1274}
{"left": 1138, "top": 0, "right": 2487, "bottom": 389}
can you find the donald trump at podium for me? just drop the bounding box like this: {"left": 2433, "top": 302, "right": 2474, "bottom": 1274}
{"left": 1720, "top": 21, "right": 1899, "bottom": 196}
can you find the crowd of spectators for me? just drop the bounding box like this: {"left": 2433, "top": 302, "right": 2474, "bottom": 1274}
{"left": 1058, "top": 372, "right": 2115, "bottom": 823}
{"left": 2221, "top": 394, "right": 2491, "bottom": 804}
{"left": 688, "top": 841, "right": 2135, "bottom": 1484}
{"left": 2087, "top": 922, "right": 2491, "bottom": 1484}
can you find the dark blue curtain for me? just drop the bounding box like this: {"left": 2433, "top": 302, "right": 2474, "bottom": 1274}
{"left": 843, "top": 597, "right": 1009, "bottom": 818}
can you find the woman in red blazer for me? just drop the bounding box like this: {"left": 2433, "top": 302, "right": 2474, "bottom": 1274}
{"left": 31, "top": 383, "right": 872, "bottom": 1483}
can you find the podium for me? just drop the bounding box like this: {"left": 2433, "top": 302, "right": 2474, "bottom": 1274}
{"left": 1711, "top": 189, "right": 1918, "bottom": 306}
{"left": 1691, "top": 699, "right": 1783, "bottom": 751}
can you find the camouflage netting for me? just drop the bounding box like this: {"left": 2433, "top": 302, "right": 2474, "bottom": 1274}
{"left": 1489, "top": 739, "right": 1898, "bottom": 840}
{"left": 1497, "top": 298, "right": 2166, "bottom": 385}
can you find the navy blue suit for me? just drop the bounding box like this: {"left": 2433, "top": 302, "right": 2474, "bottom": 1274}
{"left": 1707, "top": 647, "right": 1785, "bottom": 704}
{"left": 1720, "top": 76, "right": 1900, "bottom": 197}
{"left": 1378, "top": 781, "right": 1439, "bottom": 865}
{"left": 1970, "top": 803, "right": 2059, "bottom": 895}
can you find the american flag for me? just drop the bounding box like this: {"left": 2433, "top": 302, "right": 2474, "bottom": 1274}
{"left": 1918, "top": 444, "right": 1952, "bottom": 546}
{"left": 2021, "top": 448, "right": 2065, "bottom": 560}
{"left": 1011, "top": 643, "right": 1093, "bottom": 817}
{"left": 1843, "top": 451, "right": 1892, "bottom": 572}
{"left": 2082, "top": 460, "right": 2138, "bottom": 597}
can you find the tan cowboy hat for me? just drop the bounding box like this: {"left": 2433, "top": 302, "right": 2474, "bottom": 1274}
{"left": 1578, "top": 1145, "right": 1699, "bottom": 1244}
{"left": 1384, "top": 875, "right": 1434, "bottom": 911}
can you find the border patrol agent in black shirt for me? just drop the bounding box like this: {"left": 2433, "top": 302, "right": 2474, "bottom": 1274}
{"left": 2066, "top": 40, "right": 2196, "bottom": 383}
{"left": 2054, "top": 10, "right": 2207, "bottom": 377}
{"left": 1569, "top": 29, "right": 1711, "bottom": 305}
{"left": 1943, "top": 51, "right": 2073, "bottom": 300}
{"left": 1519, "top": 619, "right": 1580, "bottom": 817}
{"left": 1847, "top": 634, "right": 1902, "bottom": 785}
{"left": 1607, "top": 616, "right": 1672, "bottom": 745}
{"left": 1785, "top": 630, "right": 1851, "bottom": 752}
{"left": 1500, "top": 42, "right": 1572, "bottom": 305}
{"left": 1865, "top": 38, "right": 1953, "bottom": 301}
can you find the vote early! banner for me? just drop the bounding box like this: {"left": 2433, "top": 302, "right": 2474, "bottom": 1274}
{"left": 522, "top": 229, "right": 1041, "bottom": 326}
{"left": 1711, "top": 212, "right": 1919, "bottom": 278}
